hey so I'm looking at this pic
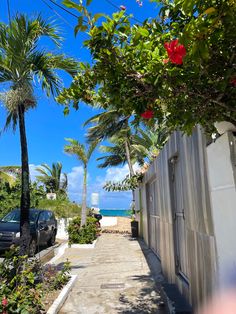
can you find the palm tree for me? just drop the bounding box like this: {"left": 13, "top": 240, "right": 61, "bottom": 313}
{"left": 0, "top": 15, "right": 77, "bottom": 254}
{"left": 85, "top": 109, "right": 136, "bottom": 173}
{"left": 132, "top": 122, "right": 170, "bottom": 162}
{"left": 36, "top": 162, "right": 67, "bottom": 196}
{"left": 64, "top": 138, "right": 98, "bottom": 226}
{"left": 97, "top": 132, "right": 144, "bottom": 169}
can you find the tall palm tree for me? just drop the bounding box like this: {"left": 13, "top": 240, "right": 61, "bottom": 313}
{"left": 64, "top": 139, "right": 98, "bottom": 226}
{"left": 85, "top": 109, "right": 135, "bottom": 173}
{"left": 97, "top": 132, "right": 144, "bottom": 169}
{"left": 36, "top": 162, "right": 67, "bottom": 195}
{"left": 132, "top": 122, "right": 170, "bottom": 162}
{"left": 0, "top": 15, "right": 77, "bottom": 254}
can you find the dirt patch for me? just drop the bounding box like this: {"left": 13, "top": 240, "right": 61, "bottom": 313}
{"left": 102, "top": 217, "right": 131, "bottom": 234}
{"left": 42, "top": 289, "right": 61, "bottom": 312}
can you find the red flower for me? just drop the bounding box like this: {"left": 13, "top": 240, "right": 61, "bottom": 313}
{"left": 141, "top": 110, "right": 154, "bottom": 119}
{"left": 164, "top": 39, "right": 186, "bottom": 65}
{"left": 230, "top": 77, "right": 236, "bottom": 87}
{"left": 2, "top": 297, "right": 8, "bottom": 307}
{"left": 120, "top": 5, "right": 126, "bottom": 10}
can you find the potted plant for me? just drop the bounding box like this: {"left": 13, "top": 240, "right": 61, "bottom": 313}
{"left": 130, "top": 200, "right": 139, "bottom": 238}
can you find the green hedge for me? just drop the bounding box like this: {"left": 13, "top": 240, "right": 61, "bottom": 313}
{"left": 67, "top": 216, "right": 100, "bottom": 245}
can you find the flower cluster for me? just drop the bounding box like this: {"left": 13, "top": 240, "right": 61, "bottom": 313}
{"left": 141, "top": 110, "right": 154, "bottom": 119}
{"left": 230, "top": 77, "right": 236, "bottom": 87}
{"left": 164, "top": 39, "right": 186, "bottom": 65}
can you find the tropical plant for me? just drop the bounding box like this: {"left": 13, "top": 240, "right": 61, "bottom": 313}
{"left": 0, "top": 246, "right": 71, "bottom": 313}
{"left": 0, "top": 14, "right": 77, "bottom": 254}
{"left": 132, "top": 122, "right": 170, "bottom": 162}
{"left": 85, "top": 109, "right": 136, "bottom": 174}
{"left": 97, "top": 132, "right": 141, "bottom": 169}
{"left": 0, "top": 180, "right": 46, "bottom": 218}
{"left": 0, "top": 166, "right": 21, "bottom": 186}
{"left": 58, "top": 0, "right": 236, "bottom": 133}
{"left": 103, "top": 172, "right": 144, "bottom": 192}
{"left": 64, "top": 138, "right": 98, "bottom": 226}
{"left": 36, "top": 198, "right": 82, "bottom": 218}
{"left": 36, "top": 162, "right": 68, "bottom": 197}
{"left": 67, "top": 216, "right": 100, "bottom": 245}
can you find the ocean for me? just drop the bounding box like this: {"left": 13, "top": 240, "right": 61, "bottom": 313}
{"left": 100, "top": 209, "right": 130, "bottom": 217}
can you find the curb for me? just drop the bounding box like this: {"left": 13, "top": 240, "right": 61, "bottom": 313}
{"left": 47, "top": 242, "right": 68, "bottom": 264}
{"left": 69, "top": 238, "right": 98, "bottom": 249}
{"left": 46, "top": 274, "right": 77, "bottom": 314}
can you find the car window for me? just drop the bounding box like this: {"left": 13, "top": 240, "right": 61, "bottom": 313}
{"left": 38, "top": 211, "right": 47, "bottom": 222}
{"left": 2, "top": 209, "right": 38, "bottom": 223}
{"left": 2, "top": 210, "right": 20, "bottom": 223}
{"left": 48, "top": 212, "right": 54, "bottom": 220}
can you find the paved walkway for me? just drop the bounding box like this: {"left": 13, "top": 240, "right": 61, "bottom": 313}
{"left": 57, "top": 234, "right": 167, "bottom": 314}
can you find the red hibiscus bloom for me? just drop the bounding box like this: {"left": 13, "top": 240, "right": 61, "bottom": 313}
{"left": 2, "top": 297, "right": 8, "bottom": 307}
{"left": 230, "top": 77, "right": 236, "bottom": 87}
{"left": 141, "top": 110, "right": 154, "bottom": 119}
{"left": 164, "top": 39, "right": 186, "bottom": 65}
{"left": 120, "top": 5, "right": 126, "bottom": 10}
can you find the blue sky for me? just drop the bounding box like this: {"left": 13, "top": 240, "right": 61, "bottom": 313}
{"left": 0, "top": 0, "right": 157, "bottom": 208}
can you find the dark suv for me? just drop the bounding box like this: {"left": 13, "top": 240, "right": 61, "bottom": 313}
{"left": 0, "top": 208, "right": 57, "bottom": 256}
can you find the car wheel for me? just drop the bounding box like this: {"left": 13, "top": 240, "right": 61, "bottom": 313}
{"left": 29, "top": 239, "right": 37, "bottom": 257}
{"left": 47, "top": 231, "right": 56, "bottom": 247}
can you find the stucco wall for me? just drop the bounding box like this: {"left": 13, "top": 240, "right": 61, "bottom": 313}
{"left": 207, "top": 131, "right": 236, "bottom": 289}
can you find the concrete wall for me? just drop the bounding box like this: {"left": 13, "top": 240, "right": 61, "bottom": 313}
{"left": 56, "top": 218, "right": 71, "bottom": 240}
{"left": 207, "top": 131, "right": 236, "bottom": 289}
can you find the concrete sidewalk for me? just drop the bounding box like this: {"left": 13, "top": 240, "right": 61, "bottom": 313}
{"left": 56, "top": 234, "right": 167, "bottom": 314}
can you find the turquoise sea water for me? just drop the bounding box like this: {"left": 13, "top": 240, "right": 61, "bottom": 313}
{"left": 100, "top": 209, "right": 130, "bottom": 217}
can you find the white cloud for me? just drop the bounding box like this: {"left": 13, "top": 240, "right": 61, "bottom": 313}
{"left": 29, "top": 164, "right": 41, "bottom": 182}
{"left": 30, "top": 163, "right": 135, "bottom": 209}
{"left": 67, "top": 166, "right": 84, "bottom": 202}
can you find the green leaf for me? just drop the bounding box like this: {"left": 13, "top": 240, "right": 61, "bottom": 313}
{"left": 62, "top": 0, "right": 83, "bottom": 12}
{"left": 93, "top": 13, "right": 105, "bottom": 22}
{"left": 63, "top": 106, "right": 70, "bottom": 116}
{"left": 86, "top": 0, "right": 93, "bottom": 5}
{"left": 138, "top": 28, "right": 149, "bottom": 37}
{"left": 204, "top": 7, "right": 217, "bottom": 15}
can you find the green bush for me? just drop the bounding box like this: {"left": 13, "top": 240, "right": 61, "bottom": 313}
{"left": 37, "top": 199, "right": 82, "bottom": 218}
{"left": 68, "top": 216, "right": 100, "bottom": 245}
{"left": 0, "top": 180, "right": 46, "bottom": 218}
{"left": 0, "top": 246, "right": 71, "bottom": 314}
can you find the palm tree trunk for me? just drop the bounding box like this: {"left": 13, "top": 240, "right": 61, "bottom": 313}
{"left": 81, "top": 166, "right": 87, "bottom": 226}
{"left": 124, "top": 139, "right": 134, "bottom": 176}
{"left": 124, "top": 138, "right": 135, "bottom": 211}
{"left": 18, "top": 104, "right": 31, "bottom": 255}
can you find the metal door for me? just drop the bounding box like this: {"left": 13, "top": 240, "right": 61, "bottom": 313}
{"left": 146, "top": 178, "right": 160, "bottom": 257}
{"left": 169, "top": 155, "right": 189, "bottom": 280}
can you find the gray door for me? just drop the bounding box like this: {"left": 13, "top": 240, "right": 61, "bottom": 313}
{"left": 146, "top": 178, "right": 160, "bottom": 257}
{"left": 169, "top": 155, "right": 189, "bottom": 280}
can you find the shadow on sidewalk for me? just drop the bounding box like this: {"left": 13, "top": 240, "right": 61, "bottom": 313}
{"left": 115, "top": 235, "right": 168, "bottom": 314}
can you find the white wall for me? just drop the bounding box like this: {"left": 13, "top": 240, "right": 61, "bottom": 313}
{"left": 56, "top": 218, "right": 71, "bottom": 240}
{"left": 207, "top": 131, "right": 236, "bottom": 289}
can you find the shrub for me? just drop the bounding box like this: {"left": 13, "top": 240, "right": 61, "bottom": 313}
{"left": 68, "top": 216, "right": 100, "bottom": 245}
{"left": 37, "top": 199, "right": 82, "bottom": 218}
{"left": 0, "top": 246, "right": 71, "bottom": 314}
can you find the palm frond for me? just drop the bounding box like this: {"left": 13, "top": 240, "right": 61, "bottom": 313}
{"left": 64, "top": 138, "right": 87, "bottom": 166}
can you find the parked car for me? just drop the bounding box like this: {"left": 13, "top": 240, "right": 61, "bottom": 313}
{"left": 0, "top": 208, "right": 57, "bottom": 256}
